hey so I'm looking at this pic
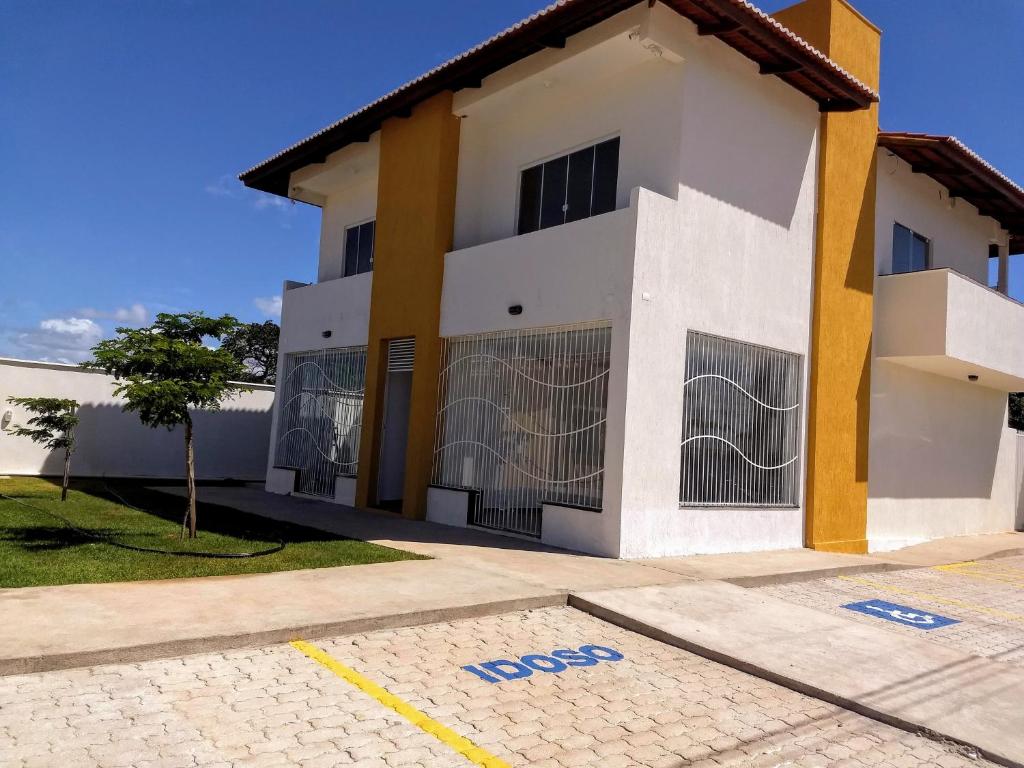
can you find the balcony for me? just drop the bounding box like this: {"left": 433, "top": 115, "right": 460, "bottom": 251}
{"left": 278, "top": 273, "right": 372, "bottom": 354}
{"left": 875, "top": 268, "right": 1024, "bottom": 391}
{"left": 439, "top": 188, "right": 658, "bottom": 338}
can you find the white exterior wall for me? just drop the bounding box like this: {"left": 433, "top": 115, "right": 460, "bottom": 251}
{"left": 316, "top": 179, "right": 378, "bottom": 282}
{"left": 437, "top": 4, "right": 820, "bottom": 557}
{"left": 868, "top": 151, "right": 1018, "bottom": 550}
{"left": 452, "top": 3, "right": 683, "bottom": 251}
{"left": 875, "top": 149, "right": 1005, "bottom": 280}
{"left": 265, "top": 276, "right": 372, "bottom": 496}
{"left": 0, "top": 359, "right": 274, "bottom": 480}
{"left": 868, "top": 361, "right": 1016, "bottom": 551}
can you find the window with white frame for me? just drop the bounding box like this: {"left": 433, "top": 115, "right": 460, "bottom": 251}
{"left": 891, "top": 222, "right": 929, "bottom": 274}
{"left": 343, "top": 220, "right": 375, "bottom": 277}
{"left": 516, "top": 137, "right": 620, "bottom": 235}
{"left": 680, "top": 332, "right": 802, "bottom": 507}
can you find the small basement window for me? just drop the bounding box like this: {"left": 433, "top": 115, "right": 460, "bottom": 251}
{"left": 516, "top": 137, "right": 620, "bottom": 235}
{"left": 343, "top": 220, "right": 375, "bottom": 277}
{"left": 891, "top": 222, "right": 929, "bottom": 274}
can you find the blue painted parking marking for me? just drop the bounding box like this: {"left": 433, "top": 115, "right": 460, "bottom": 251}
{"left": 842, "top": 599, "right": 959, "bottom": 630}
{"left": 461, "top": 644, "right": 624, "bottom": 683}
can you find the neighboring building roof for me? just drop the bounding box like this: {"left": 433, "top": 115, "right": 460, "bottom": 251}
{"left": 878, "top": 131, "right": 1024, "bottom": 254}
{"left": 240, "top": 0, "right": 879, "bottom": 197}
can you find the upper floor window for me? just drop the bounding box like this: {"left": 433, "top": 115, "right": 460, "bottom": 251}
{"left": 891, "top": 222, "right": 929, "bottom": 274}
{"left": 343, "top": 220, "right": 375, "bottom": 277}
{"left": 516, "top": 137, "right": 620, "bottom": 236}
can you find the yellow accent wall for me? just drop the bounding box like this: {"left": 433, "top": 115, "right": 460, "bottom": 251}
{"left": 354, "top": 92, "right": 460, "bottom": 519}
{"left": 773, "top": 0, "right": 880, "bottom": 553}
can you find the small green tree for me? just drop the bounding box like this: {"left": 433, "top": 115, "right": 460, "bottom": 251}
{"left": 221, "top": 320, "right": 280, "bottom": 384}
{"left": 86, "top": 312, "right": 248, "bottom": 538}
{"left": 6, "top": 397, "right": 80, "bottom": 501}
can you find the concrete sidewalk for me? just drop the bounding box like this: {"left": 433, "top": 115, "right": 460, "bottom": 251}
{"left": 0, "top": 559, "right": 564, "bottom": 675}
{"left": 2, "top": 483, "right": 1020, "bottom": 685}
{"left": 572, "top": 580, "right": 1024, "bottom": 767}
{"left": 154, "top": 486, "right": 680, "bottom": 592}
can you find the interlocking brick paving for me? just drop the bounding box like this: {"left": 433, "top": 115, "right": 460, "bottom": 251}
{"left": 760, "top": 555, "right": 1024, "bottom": 667}
{"left": 0, "top": 607, "right": 993, "bottom": 767}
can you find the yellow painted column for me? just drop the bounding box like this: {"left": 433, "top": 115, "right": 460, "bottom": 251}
{"left": 354, "top": 92, "right": 460, "bottom": 520}
{"left": 773, "top": 0, "right": 880, "bottom": 553}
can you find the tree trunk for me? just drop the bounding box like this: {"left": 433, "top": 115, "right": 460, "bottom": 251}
{"left": 61, "top": 448, "right": 71, "bottom": 502}
{"left": 185, "top": 417, "right": 197, "bottom": 539}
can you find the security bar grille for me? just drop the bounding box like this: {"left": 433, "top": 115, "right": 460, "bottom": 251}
{"left": 432, "top": 322, "right": 611, "bottom": 537}
{"left": 680, "top": 331, "right": 802, "bottom": 507}
{"left": 275, "top": 346, "right": 367, "bottom": 498}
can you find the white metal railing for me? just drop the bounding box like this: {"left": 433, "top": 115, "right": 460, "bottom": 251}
{"left": 432, "top": 322, "right": 611, "bottom": 536}
{"left": 680, "top": 331, "right": 802, "bottom": 507}
{"left": 275, "top": 347, "right": 367, "bottom": 497}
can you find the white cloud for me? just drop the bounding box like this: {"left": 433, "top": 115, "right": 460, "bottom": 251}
{"left": 79, "top": 303, "right": 148, "bottom": 325}
{"left": 253, "top": 193, "right": 293, "bottom": 212}
{"left": 12, "top": 317, "right": 104, "bottom": 363}
{"left": 204, "top": 174, "right": 237, "bottom": 198}
{"left": 253, "top": 295, "right": 282, "bottom": 319}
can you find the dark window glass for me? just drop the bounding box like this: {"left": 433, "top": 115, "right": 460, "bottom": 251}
{"left": 592, "top": 138, "right": 620, "bottom": 216}
{"left": 516, "top": 136, "right": 620, "bottom": 235}
{"left": 910, "top": 232, "right": 928, "bottom": 271}
{"left": 344, "top": 226, "right": 360, "bottom": 277}
{"left": 565, "top": 146, "right": 595, "bottom": 224}
{"left": 343, "top": 220, "right": 375, "bottom": 277}
{"left": 891, "top": 223, "right": 928, "bottom": 274}
{"left": 539, "top": 154, "right": 568, "bottom": 230}
{"left": 517, "top": 165, "right": 543, "bottom": 235}
{"left": 357, "top": 221, "right": 375, "bottom": 274}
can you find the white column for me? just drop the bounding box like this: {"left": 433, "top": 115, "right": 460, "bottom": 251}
{"left": 998, "top": 246, "right": 1010, "bottom": 296}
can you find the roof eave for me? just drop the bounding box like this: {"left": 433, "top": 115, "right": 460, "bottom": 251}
{"left": 240, "top": 0, "right": 878, "bottom": 197}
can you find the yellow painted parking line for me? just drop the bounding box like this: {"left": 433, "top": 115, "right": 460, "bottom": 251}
{"left": 290, "top": 640, "right": 511, "bottom": 768}
{"left": 838, "top": 575, "right": 1024, "bottom": 623}
{"left": 934, "top": 561, "right": 1024, "bottom": 588}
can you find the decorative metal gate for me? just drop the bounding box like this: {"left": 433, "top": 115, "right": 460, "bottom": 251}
{"left": 275, "top": 347, "right": 367, "bottom": 498}
{"left": 432, "top": 322, "right": 611, "bottom": 537}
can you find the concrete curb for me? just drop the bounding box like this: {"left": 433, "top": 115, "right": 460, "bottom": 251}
{"left": 0, "top": 592, "right": 567, "bottom": 677}
{"left": 720, "top": 561, "right": 910, "bottom": 588}
{"left": 567, "top": 592, "right": 1020, "bottom": 768}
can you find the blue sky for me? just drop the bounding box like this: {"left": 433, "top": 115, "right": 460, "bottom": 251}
{"left": 1, "top": 0, "right": 1022, "bottom": 362}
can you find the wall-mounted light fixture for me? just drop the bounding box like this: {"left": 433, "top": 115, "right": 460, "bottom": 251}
{"left": 508, "top": 305, "right": 523, "bottom": 316}
{"left": 322, "top": 330, "right": 333, "bottom": 339}
{"left": 1, "top": 410, "right": 12, "bottom": 431}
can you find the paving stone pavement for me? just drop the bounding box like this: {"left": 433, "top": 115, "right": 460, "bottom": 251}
{"left": 759, "top": 555, "right": 1024, "bottom": 668}
{"left": 0, "top": 607, "right": 996, "bottom": 767}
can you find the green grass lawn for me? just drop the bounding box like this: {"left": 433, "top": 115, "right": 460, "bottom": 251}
{"left": 0, "top": 476, "right": 425, "bottom": 587}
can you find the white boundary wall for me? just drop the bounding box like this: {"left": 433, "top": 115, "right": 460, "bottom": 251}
{"left": 0, "top": 358, "right": 274, "bottom": 481}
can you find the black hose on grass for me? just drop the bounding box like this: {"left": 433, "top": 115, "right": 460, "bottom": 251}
{"left": 0, "top": 485, "right": 285, "bottom": 559}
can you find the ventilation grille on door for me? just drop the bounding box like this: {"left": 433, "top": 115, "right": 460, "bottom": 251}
{"left": 388, "top": 338, "right": 415, "bottom": 372}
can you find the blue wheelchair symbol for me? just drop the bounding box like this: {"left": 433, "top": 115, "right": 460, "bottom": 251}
{"left": 842, "top": 599, "right": 959, "bottom": 630}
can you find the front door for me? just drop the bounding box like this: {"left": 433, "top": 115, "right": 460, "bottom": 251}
{"left": 376, "top": 339, "right": 415, "bottom": 511}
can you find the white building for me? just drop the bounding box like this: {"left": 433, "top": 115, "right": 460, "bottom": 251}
{"left": 240, "top": 0, "right": 1024, "bottom": 557}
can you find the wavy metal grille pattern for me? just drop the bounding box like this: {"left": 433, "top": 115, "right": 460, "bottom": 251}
{"left": 276, "top": 347, "right": 367, "bottom": 498}
{"left": 680, "top": 332, "right": 802, "bottom": 507}
{"left": 433, "top": 323, "right": 611, "bottom": 537}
